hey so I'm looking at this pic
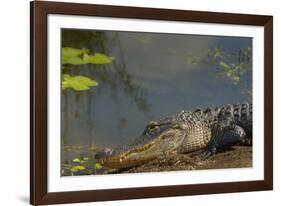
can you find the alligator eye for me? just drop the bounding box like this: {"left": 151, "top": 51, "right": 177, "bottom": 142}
{"left": 145, "top": 125, "right": 157, "bottom": 135}
{"left": 151, "top": 126, "right": 160, "bottom": 134}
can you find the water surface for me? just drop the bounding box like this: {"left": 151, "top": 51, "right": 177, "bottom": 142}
{"left": 61, "top": 29, "right": 252, "bottom": 149}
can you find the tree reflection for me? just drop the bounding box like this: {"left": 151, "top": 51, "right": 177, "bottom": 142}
{"left": 61, "top": 29, "right": 150, "bottom": 145}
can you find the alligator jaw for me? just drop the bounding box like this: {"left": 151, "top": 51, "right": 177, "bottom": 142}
{"left": 95, "top": 125, "right": 187, "bottom": 169}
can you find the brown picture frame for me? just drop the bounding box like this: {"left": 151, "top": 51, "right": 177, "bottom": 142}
{"left": 30, "top": 1, "right": 273, "bottom": 205}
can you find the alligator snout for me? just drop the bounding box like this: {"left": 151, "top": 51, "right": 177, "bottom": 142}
{"left": 95, "top": 148, "right": 114, "bottom": 160}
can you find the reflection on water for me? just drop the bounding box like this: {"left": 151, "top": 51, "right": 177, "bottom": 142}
{"left": 61, "top": 29, "right": 252, "bottom": 150}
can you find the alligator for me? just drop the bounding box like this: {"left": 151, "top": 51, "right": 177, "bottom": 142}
{"left": 95, "top": 103, "right": 252, "bottom": 169}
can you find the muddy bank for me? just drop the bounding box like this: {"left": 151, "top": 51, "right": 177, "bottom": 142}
{"left": 119, "top": 146, "right": 252, "bottom": 173}
{"left": 61, "top": 145, "right": 252, "bottom": 175}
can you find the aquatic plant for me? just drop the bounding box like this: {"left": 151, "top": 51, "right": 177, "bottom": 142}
{"left": 61, "top": 144, "right": 105, "bottom": 176}
{"left": 186, "top": 47, "right": 252, "bottom": 98}
{"left": 62, "top": 47, "right": 114, "bottom": 91}
{"left": 210, "top": 47, "right": 252, "bottom": 85}
{"left": 62, "top": 47, "right": 114, "bottom": 65}
{"left": 62, "top": 74, "right": 98, "bottom": 91}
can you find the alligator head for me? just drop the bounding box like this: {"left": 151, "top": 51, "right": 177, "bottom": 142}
{"left": 94, "top": 123, "right": 187, "bottom": 169}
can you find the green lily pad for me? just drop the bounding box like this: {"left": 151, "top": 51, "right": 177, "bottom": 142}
{"left": 72, "top": 158, "right": 81, "bottom": 163}
{"left": 62, "top": 47, "right": 114, "bottom": 65}
{"left": 95, "top": 163, "right": 103, "bottom": 169}
{"left": 62, "top": 74, "right": 98, "bottom": 91}
{"left": 70, "top": 165, "right": 86, "bottom": 172}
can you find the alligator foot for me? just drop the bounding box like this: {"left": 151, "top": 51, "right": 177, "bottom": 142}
{"left": 199, "top": 124, "right": 246, "bottom": 159}
{"left": 238, "top": 135, "right": 252, "bottom": 146}
{"left": 199, "top": 148, "right": 216, "bottom": 160}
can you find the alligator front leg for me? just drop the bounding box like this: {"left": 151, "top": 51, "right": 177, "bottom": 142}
{"left": 201, "top": 124, "right": 246, "bottom": 159}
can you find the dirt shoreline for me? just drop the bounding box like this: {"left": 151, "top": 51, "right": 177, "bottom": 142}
{"left": 119, "top": 146, "right": 252, "bottom": 173}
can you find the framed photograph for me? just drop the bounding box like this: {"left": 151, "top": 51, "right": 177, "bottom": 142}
{"left": 30, "top": 1, "right": 273, "bottom": 205}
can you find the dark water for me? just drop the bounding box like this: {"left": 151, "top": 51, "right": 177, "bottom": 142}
{"left": 61, "top": 29, "right": 252, "bottom": 148}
